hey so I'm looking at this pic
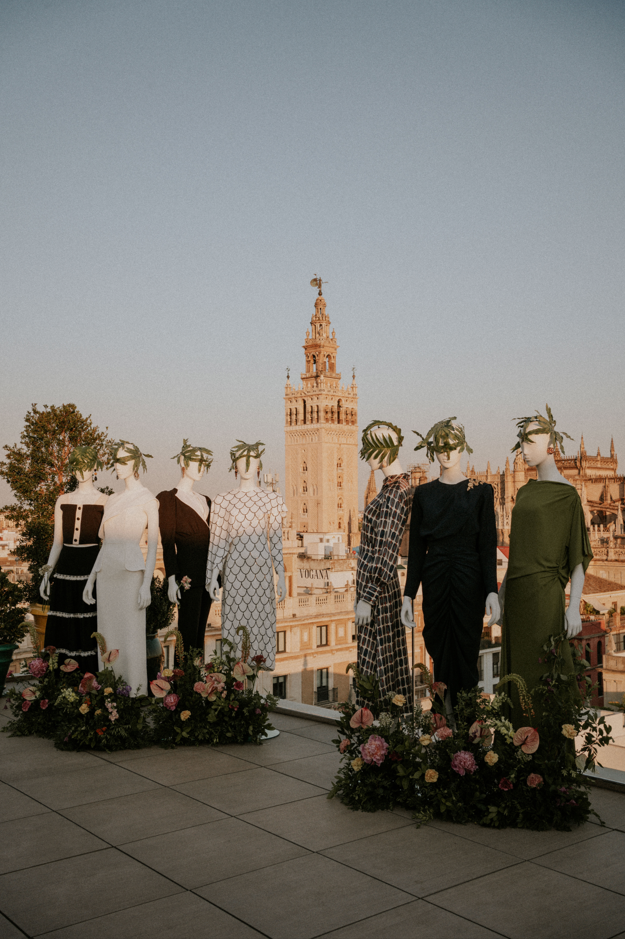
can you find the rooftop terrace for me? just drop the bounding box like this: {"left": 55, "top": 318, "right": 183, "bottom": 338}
{"left": 1, "top": 701, "right": 625, "bottom": 939}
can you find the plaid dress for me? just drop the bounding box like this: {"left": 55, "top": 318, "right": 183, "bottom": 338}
{"left": 356, "top": 473, "right": 412, "bottom": 709}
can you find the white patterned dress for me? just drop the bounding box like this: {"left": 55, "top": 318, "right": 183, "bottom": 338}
{"left": 206, "top": 488, "right": 287, "bottom": 669}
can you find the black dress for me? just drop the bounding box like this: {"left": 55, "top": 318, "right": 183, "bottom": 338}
{"left": 157, "top": 489, "right": 212, "bottom": 653}
{"left": 44, "top": 502, "right": 105, "bottom": 673}
{"left": 404, "top": 479, "right": 498, "bottom": 705}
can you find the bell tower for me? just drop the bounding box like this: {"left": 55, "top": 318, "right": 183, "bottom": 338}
{"left": 284, "top": 280, "right": 359, "bottom": 543}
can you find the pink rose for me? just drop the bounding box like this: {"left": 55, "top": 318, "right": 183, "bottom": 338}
{"left": 39, "top": 699, "right": 49, "bottom": 710}
{"left": 360, "top": 734, "right": 389, "bottom": 766}
{"left": 527, "top": 773, "right": 543, "bottom": 788}
{"left": 233, "top": 680, "right": 244, "bottom": 691}
{"left": 513, "top": 727, "right": 540, "bottom": 754}
{"left": 22, "top": 701, "right": 31, "bottom": 712}
{"left": 450, "top": 750, "right": 477, "bottom": 776}
{"left": 339, "top": 739, "right": 350, "bottom": 754}
{"left": 28, "top": 658, "right": 48, "bottom": 678}
{"left": 499, "top": 777, "right": 514, "bottom": 791}
{"left": 436, "top": 726, "right": 454, "bottom": 741}
{"left": 163, "top": 693, "right": 179, "bottom": 711}
{"left": 349, "top": 708, "right": 374, "bottom": 730}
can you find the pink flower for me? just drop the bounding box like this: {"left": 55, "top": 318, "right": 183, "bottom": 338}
{"left": 349, "top": 707, "right": 374, "bottom": 730}
{"left": 163, "top": 693, "right": 179, "bottom": 711}
{"left": 21, "top": 688, "right": 37, "bottom": 701}
{"left": 499, "top": 777, "right": 514, "bottom": 791}
{"left": 39, "top": 699, "right": 49, "bottom": 710}
{"left": 28, "top": 658, "right": 48, "bottom": 678}
{"left": 22, "top": 701, "right": 31, "bottom": 712}
{"left": 233, "top": 661, "right": 253, "bottom": 680}
{"left": 252, "top": 654, "right": 266, "bottom": 665}
{"left": 60, "top": 659, "right": 79, "bottom": 672}
{"left": 180, "top": 576, "right": 192, "bottom": 591}
{"left": 468, "top": 720, "right": 493, "bottom": 747}
{"left": 233, "top": 680, "right": 244, "bottom": 691}
{"left": 431, "top": 713, "right": 447, "bottom": 732}
{"left": 527, "top": 773, "right": 543, "bottom": 788}
{"left": 513, "top": 727, "right": 540, "bottom": 754}
{"left": 436, "top": 726, "right": 454, "bottom": 741}
{"left": 431, "top": 681, "right": 447, "bottom": 701}
{"left": 451, "top": 750, "right": 477, "bottom": 776}
{"left": 101, "top": 650, "right": 120, "bottom": 665}
{"left": 360, "top": 734, "right": 389, "bottom": 766}
{"left": 255, "top": 708, "right": 261, "bottom": 714}
{"left": 339, "top": 739, "right": 350, "bottom": 753}
{"left": 79, "top": 673, "right": 97, "bottom": 695}
{"left": 150, "top": 679, "right": 171, "bottom": 698}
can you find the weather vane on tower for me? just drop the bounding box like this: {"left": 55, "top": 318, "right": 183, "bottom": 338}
{"left": 310, "top": 275, "right": 327, "bottom": 296}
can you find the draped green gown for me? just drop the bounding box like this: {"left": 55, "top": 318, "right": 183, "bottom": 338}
{"left": 501, "top": 480, "right": 592, "bottom": 728}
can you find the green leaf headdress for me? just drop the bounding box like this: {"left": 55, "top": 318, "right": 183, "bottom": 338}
{"left": 413, "top": 417, "right": 473, "bottom": 463}
{"left": 68, "top": 446, "right": 105, "bottom": 475}
{"left": 229, "top": 439, "right": 265, "bottom": 473}
{"left": 108, "top": 440, "right": 153, "bottom": 475}
{"left": 512, "top": 404, "right": 573, "bottom": 454}
{"left": 172, "top": 438, "right": 214, "bottom": 472}
{"left": 360, "top": 420, "right": 404, "bottom": 465}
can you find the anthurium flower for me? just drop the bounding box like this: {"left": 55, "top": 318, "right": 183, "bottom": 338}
{"left": 150, "top": 679, "right": 171, "bottom": 698}
{"left": 233, "top": 661, "right": 253, "bottom": 680}
{"left": 349, "top": 707, "right": 374, "bottom": 729}
{"left": 79, "top": 673, "right": 97, "bottom": 695}
{"left": 431, "top": 681, "right": 447, "bottom": 701}
{"left": 21, "top": 688, "right": 37, "bottom": 700}
{"left": 468, "top": 720, "right": 494, "bottom": 747}
{"left": 101, "top": 650, "right": 120, "bottom": 665}
{"left": 513, "top": 727, "right": 540, "bottom": 754}
{"left": 194, "top": 681, "right": 209, "bottom": 697}
{"left": 527, "top": 773, "right": 543, "bottom": 788}
{"left": 60, "top": 659, "right": 79, "bottom": 673}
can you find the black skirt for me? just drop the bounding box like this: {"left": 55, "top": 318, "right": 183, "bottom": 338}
{"left": 44, "top": 545, "right": 99, "bottom": 672}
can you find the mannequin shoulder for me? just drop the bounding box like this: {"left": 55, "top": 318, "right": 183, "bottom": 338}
{"left": 156, "top": 488, "right": 175, "bottom": 504}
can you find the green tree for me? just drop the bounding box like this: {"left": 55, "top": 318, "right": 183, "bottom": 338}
{"left": 0, "top": 404, "right": 111, "bottom": 603}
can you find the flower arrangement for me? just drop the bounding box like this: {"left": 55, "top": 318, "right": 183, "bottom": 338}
{"left": 149, "top": 627, "right": 277, "bottom": 747}
{"left": 2, "top": 636, "right": 74, "bottom": 738}
{"left": 329, "top": 635, "right": 613, "bottom": 830}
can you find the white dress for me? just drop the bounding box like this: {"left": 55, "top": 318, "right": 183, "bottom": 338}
{"left": 93, "top": 486, "right": 158, "bottom": 694}
{"left": 206, "top": 488, "right": 287, "bottom": 669}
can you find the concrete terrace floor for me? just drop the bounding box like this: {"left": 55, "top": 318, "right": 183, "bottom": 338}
{"left": 1, "top": 705, "right": 625, "bottom": 939}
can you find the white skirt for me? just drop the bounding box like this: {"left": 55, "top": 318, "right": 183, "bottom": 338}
{"left": 96, "top": 555, "right": 147, "bottom": 696}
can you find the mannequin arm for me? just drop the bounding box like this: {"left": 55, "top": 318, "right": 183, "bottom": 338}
{"left": 495, "top": 574, "right": 506, "bottom": 625}
{"left": 355, "top": 599, "right": 372, "bottom": 626}
{"left": 168, "top": 575, "right": 181, "bottom": 604}
{"left": 139, "top": 501, "right": 159, "bottom": 610}
{"left": 564, "top": 562, "right": 584, "bottom": 638}
{"left": 276, "top": 570, "right": 286, "bottom": 602}
{"left": 485, "top": 592, "right": 500, "bottom": 627}
{"left": 40, "top": 499, "right": 65, "bottom": 600}
{"left": 83, "top": 554, "right": 100, "bottom": 605}
{"left": 401, "top": 596, "right": 415, "bottom": 629}
{"left": 208, "top": 569, "right": 221, "bottom": 602}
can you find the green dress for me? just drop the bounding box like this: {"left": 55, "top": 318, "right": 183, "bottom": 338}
{"left": 501, "top": 480, "right": 592, "bottom": 728}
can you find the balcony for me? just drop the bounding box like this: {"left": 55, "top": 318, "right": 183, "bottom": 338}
{"left": 1, "top": 695, "right": 625, "bottom": 938}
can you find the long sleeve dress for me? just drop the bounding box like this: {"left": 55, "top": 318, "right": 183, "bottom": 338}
{"left": 206, "top": 488, "right": 287, "bottom": 669}
{"left": 404, "top": 479, "right": 498, "bottom": 706}
{"left": 501, "top": 480, "right": 592, "bottom": 727}
{"left": 356, "top": 473, "right": 413, "bottom": 709}
{"left": 157, "top": 488, "right": 212, "bottom": 653}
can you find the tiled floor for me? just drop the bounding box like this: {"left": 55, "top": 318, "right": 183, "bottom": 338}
{"left": 1, "top": 704, "right": 625, "bottom": 939}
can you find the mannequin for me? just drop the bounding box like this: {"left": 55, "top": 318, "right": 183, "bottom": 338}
{"left": 83, "top": 441, "right": 158, "bottom": 694}
{"left": 41, "top": 447, "right": 108, "bottom": 672}
{"left": 355, "top": 421, "right": 412, "bottom": 709}
{"left": 401, "top": 418, "right": 500, "bottom": 717}
{"left": 499, "top": 407, "right": 592, "bottom": 726}
{"left": 157, "top": 440, "right": 213, "bottom": 654}
{"left": 207, "top": 440, "right": 286, "bottom": 683}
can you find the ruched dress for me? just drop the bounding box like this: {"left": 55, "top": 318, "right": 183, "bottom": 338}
{"left": 404, "top": 479, "right": 498, "bottom": 705}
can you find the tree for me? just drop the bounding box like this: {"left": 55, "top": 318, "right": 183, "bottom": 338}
{"left": 0, "top": 404, "right": 111, "bottom": 602}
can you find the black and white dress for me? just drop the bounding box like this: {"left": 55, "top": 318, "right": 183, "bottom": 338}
{"left": 44, "top": 499, "right": 107, "bottom": 672}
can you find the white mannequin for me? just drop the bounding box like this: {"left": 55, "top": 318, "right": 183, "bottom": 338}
{"left": 497, "top": 421, "right": 583, "bottom": 638}
{"left": 83, "top": 449, "right": 158, "bottom": 611}
{"left": 168, "top": 459, "right": 206, "bottom": 605}
{"left": 208, "top": 457, "right": 286, "bottom": 603}
{"left": 40, "top": 469, "right": 106, "bottom": 601}
{"left": 401, "top": 446, "right": 501, "bottom": 630}
{"left": 355, "top": 428, "right": 404, "bottom": 627}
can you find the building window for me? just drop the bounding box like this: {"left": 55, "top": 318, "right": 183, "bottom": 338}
{"left": 277, "top": 631, "right": 286, "bottom": 653}
{"left": 273, "top": 676, "right": 287, "bottom": 698}
{"left": 585, "top": 642, "right": 592, "bottom": 666}
{"left": 492, "top": 651, "right": 500, "bottom": 678}
{"left": 316, "top": 667, "right": 329, "bottom": 701}
{"left": 302, "top": 480, "right": 307, "bottom": 493}
{"left": 337, "top": 477, "right": 343, "bottom": 489}
{"left": 351, "top": 622, "right": 356, "bottom": 642}
{"left": 597, "top": 641, "right": 603, "bottom": 666}
{"left": 477, "top": 655, "right": 484, "bottom": 682}
{"left": 302, "top": 461, "right": 307, "bottom": 472}
{"left": 302, "top": 503, "right": 308, "bottom": 515}
{"left": 214, "top": 639, "right": 222, "bottom": 658}
{"left": 597, "top": 671, "right": 603, "bottom": 698}
{"left": 316, "top": 625, "right": 328, "bottom": 647}
{"left": 615, "top": 633, "right": 625, "bottom": 652}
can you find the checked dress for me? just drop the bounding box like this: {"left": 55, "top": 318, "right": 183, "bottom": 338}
{"left": 356, "top": 473, "right": 412, "bottom": 709}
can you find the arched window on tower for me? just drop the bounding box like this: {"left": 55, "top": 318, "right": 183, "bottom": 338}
{"left": 331, "top": 406, "right": 336, "bottom": 423}
{"left": 337, "top": 476, "right": 343, "bottom": 489}
{"left": 326, "top": 355, "right": 330, "bottom": 373}
{"left": 338, "top": 498, "right": 343, "bottom": 510}
{"left": 302, "top": 503, "right": 308, "bottom": 515}
{"left": 337, "top": 399, "right": 343, "bottom": 424}
{"left": 337, "top": 458, "right": 343, "bottom": 469}
{"left": 338, "top": 517, "right": 343, "bottom": 530}
{"left": 294, "top": 408, "right": 298, "bottom": 425}
{"left": 288, "top": 408, "right": 292, "bottom": 425}
{"left": 312, "top": 354, "right": 317, "bottom": 373}
{"left": 303, "top": 400, "right": 307, "bottom": 424}
{"left": 302, "top": 461, "right": 307, "bottom": 472}
{"left": 302, "top": 480, "right": 307, "bottom": 493}
{"left": 324, "top": 406, "right": 329, "bottom": 423}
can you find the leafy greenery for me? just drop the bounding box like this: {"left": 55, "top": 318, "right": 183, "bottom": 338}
{"left": 108, "top": 440, "right": 152, "bottom": 475}
{"left": 145, "top": 576, "right": 176, "bottom": 636}
{"left": 67, "top": 446, "right": 105, "bottom": 475}
{"left": 0, "top": 568, "right": 29, "bottom": 645}
{"left": 413, "top": 417, "right": 473, "bottom": 462}
{"left": 229, "top": 439, "right": 265, "bottom": 473}
{"left": 512, "top": 403, "right": 573, "bottom": 454}
{"left": 0, "top": 404, "right": 111, "bottom": 602}
{"left": 172, "top": 438, "right": 213, "bottom": 471}
{"left": 359, "top": 421, "right": 404, "bottom": 466}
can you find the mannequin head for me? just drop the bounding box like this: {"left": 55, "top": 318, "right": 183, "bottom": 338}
{"left": 360, "top": 420, "right": 404, "bottom": 472}
{"left": 109, "top": 440, "right": 152, "bottom": 479}
{"left": 236, "top": 456, "right": 260, "bottom": 480}
{"left": 413, "top": 417, "right": 473, "bottom": 464}
{"left": 436, "top": 446, "right": 464, "bottom": 471}
{"left": 182, "top": 460, "right": 205, "bottom": 482}
{"left": 114, "top": 448, "right": 135, "bottom": 480}
{"left": 172, "top": 439, "right": 213, "bottom": 479}
{"left": 512, "top": 404, "right": 572, "bottom": 459}
{"left": 68, "top": 446, "right": 103, "bottom": 485}
{"left": 75, "top": 469, "right": 94, "bottom": 484}
{"left": 367, "top": 428, "right": 398, "bottom": 471}
{"left": 520, "top": 421, "right": 552, "bottom": 467}
{"left": 229, "top": 439, "right": 265, "bottom": 478}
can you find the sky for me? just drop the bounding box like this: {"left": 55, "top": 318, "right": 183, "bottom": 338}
{"left": 1, "top": 0, "right": 624, "bottom": 505}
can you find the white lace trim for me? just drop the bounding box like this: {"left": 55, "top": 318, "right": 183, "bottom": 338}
{"left": 55, "top": 648, "right": 96, "bottom": 657}
{"left": 54, "top": 574, "right": 89, "bottom": 581}
{"left": 48, "top": 611, "right": 97, "bottom": 618}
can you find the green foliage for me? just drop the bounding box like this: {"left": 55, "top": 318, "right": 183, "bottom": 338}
{"left": 0, "top": 568, "right": 29, "bottom": 644}
{"left": 229, "top": 439, "right": 265, "bottom": 473}
{"left": 512, "top": 403, "right": 573, "bottom": 454}
{"left": 359, "top": 420, "right": 404, "bottom": 466}
{"left": 0, "top": 404, "right": 111, "bottom": 602}
{"left": 145, "top": 576, "right": 176, "bottom": 636}
{"left": 67, "top": 446, "right": 104, "bottom": 475}
{"left": 172, "top": 438, "right": 213, "bottom": 471}
{"left": 108, "top": 440, "right": 152, "bottom": 475}
{"left": 413, "top": 417, "right": 473, "bottom": 463}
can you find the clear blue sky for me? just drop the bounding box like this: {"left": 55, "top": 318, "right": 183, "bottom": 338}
{"left": 2, "top": 0, "right": 624, "bottom": 504}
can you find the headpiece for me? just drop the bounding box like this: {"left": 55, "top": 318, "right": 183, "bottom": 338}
{"left": 413, "top": 417, "right": 473, "bottom": 463}
{"left": 229, "top": 439, "right": 265, "bottom": 473}
{"left": 172, "top": 439, "right": 213, "bottom": 471}
{"left": 512, "top": 404, "right": 572, "bottom": 454}
{"left": 108, "top": 440, "right": 153, "bottom": 474}
{"left": 360, "top": 420, "right": 404, "bottom": 465}
{"left": 67, "top": 446, "right": 104, "bottom": 475}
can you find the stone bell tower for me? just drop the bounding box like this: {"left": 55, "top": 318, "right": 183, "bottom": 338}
{"left": 284, "top": 280, "right": 359, "bottom": 543}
